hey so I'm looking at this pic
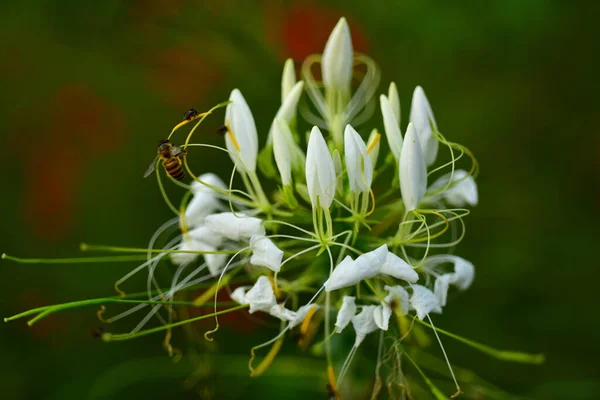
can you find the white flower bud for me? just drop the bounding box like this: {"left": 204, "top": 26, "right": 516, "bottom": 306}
{"left": 344, "top": 124, "right": 373, "bottom": 194}
{"left": 388, "top": 82, "right": 401, "bottom": 124}
{"left": 335, "top": 296, "right": 357, "bottom": 333}
{"left": 399, "top": 123, "right": 427, "bottom": 212}
{"left": 281, "top": 58, "right": 296, "bottom": 103}
{"left": 410, "top": 86, "right": 438, "bottom": 166}
{"left": 380, "top": 95, "right": 403, "bottom": 161}
{"left": 225, "top": 89, "right": 258, "bottom": 173}
{"left": 305, "top": 127, "right": 336, "bottom": 209}
{"left": 322, "top": 17, "right": 353, "bottom": 92}
{"left": 205, "top": 212, "right": 265, "bottom": 242}
{"left": 250, "top": 236, "right": 284, "bottom": 273}
{"left": 366, "top": 129, "right": 381, "bottom": 169}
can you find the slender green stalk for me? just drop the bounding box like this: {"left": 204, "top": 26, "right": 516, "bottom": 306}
{"left": 1, "top": 254, "right": 148, "bottom": 264}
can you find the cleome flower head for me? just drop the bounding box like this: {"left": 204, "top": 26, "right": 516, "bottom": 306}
{"left": 4, "top": 16, "right": 545, "bottom": 400}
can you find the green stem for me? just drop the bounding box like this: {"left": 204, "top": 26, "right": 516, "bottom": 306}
{"left": 1, "top": 254, "right": 148, "bottom": 264}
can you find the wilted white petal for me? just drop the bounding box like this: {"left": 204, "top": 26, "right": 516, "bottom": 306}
{"left": 373, "top": 303, "right": 392, "bottom": 331}
{"left": 352, "top": 305, "right": 379, "bottom": 346}
{"left": 225, "top": 89, "right": 258, "bottom": 173}
{"left": 388, "top": 82, "right": 401, "bottom": 124}
{"left": 205, "top": 212, "right": 265, "bottom": 242}
{"left": 200, "top": 243, "right": 227, "bottom": 277}
{"left": 187, "top": 225, "right": 222, "bottom": 248}
{"left": 230, "top": 287, "right": 249, "bottom": 305}
{"left": 425, "top": 255, "right": 475, "bottom": 291}
{"left": 244, "top": 276, "right": 277, "bottom": 314}
{"left": 324, "top": 245, "right": 387, "bottom": 292}
{"left": 170, "top": 236, "right": 201, "bottom": 266}
{"left": 434, "top": 274, "right": 452, "bottom": 307}
{"left": 305, "top": 127, "right": 336, "bottom": 209}
{"left": 384, "top": 285, "right": 410, "bottom": 316}
{"left": 381, "top": 252, "right": 419, "bottom": 282}
{"left": 410, "top": 285, "right": 442, "bottom": 320}
{"left": 269, "top": 304, "right": 297, "bottom": 322}
{"left": 290, "top": 304, "right": 319, "bottom": 328}
{"left": 410, "top": 86, "right": 438, "bottom": 166}
{"left": 281, "top": 58, "right": 296, "bottom": 103}
{"left": 335, "top": 296, "right": 357, "bottom": 333}
{"left": 185, "top": 173, "right": 226, "bottom": 227}
{"left": 344, "top": 125, "right": 373, "bottom": 194}
{"left": 250, "top": 235, "right": 284, "bottom": 273}
{"left": 399, "top": 123, "right": 427, "bottom": 212}
{"left": 366, "top": 129, "right": 381, "bottom": 169}
{"left": 380, "top": 95, "right": 403, "bottom": 161}
{"left": 428, "top": 170, "right": 478, "bottom": 207}
{"left": 322, "top": 17, "right": 353, "bottom": 92}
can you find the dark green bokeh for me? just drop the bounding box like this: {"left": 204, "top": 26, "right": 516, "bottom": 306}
{"left": 1, "top": 1, "right": 598, "bottom": 399}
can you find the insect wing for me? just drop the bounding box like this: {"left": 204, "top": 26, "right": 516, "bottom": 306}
{"left": 144, "top": 155, "right": 159, "bottom": 178}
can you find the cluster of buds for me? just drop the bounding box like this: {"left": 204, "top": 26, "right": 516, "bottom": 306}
{"left": 4, "top": 16, "right": 543, "bottom": 400}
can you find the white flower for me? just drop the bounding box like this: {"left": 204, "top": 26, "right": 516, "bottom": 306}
{"left": 335, "top": 296, "right": 357, "bottom": 333}
{"left": 426, "top": 255, "right": 475, "bottom": 306}
{"left": 388, "top": 82, "right": 401, "bottom": 124}
{"left": 366, "top": 129, "right": 381, "bottom": 169}
{"left": 244, "top": 276, "right": 277, "bottom": 314}
{"left": 281, "top": 58, "right": 296, "bottom": 103}
{"left": 230, "top": 286, "right": 249, "bottom": 305}
{"left": 374, "top": 285, "right": 410, "bottom": 330}
{"left": 275, "top": 81, "right": 304, "bottom": 127}
{"left": 250, "top": 236, "right": 284, "bottom": 273}
{"left": 170, "top": 235, "right": 226, "bottom": 276}
{"left": 289, "top": 304, "right": 319, "bottom": 328}
{"left": 305, "top": 127, "right": 336, "bottom": 209}
{"left": 428, "top": 169, "right": 478, "bottom": 207}
{"left": 269, "top": 304, "right": 297, "bottom": 322}
{"left": 410, "top": 285, "right": 442, "bottom": 320}
{"left": 381, "top": 252, "right": 419, "bottom": 282}
{"left": 380, "top": 94, "right": 403, "bottom": 161}
{"left": 352, "top": 305, "right": 379, "bottom": 346}
{"left": 344, "top": 124, "right": 373, "bottom": 194}
{"left": 225, "top": 89, "right": 258, "bottom": 173}
{"left": 409, "top": 86, "right": 438, "bottom": 166}
{"left": 170, "top": 236, "right": 201, "bottom": 266}
{"left": 322, "top": 17, "right": 353, "bottom": 92}
{"left": 399, "top": 123, "right": 427, "bottom": 212}
{"left": 205, "top": 212, "right": 265, "bottom": 242}
{"left": 187, "top": 225, "right": 222, "bottom": 248}
{"left": 185, "top": 173, "right": 226, "bottom": 227}
{"left": 324, "top": 245, "right": 388, "bottom": 292}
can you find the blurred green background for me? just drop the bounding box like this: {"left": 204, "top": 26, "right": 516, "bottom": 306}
{"left": 1, "top": 0, "right": 598, "bottom": 399}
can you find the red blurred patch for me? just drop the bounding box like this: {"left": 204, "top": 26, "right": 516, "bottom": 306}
{"left": 144, "top": 46, "right": 224, "bottom": 108}
{"left": 265, "top": 3, "right": 369, "bottom": 62}
{"left": 22, "top": 84, "right": 127, "bottom": 241}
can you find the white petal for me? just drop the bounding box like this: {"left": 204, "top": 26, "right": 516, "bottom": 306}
{"left": 272, "top": 118, "right": 293, "bottom": 185}
{"left": 399, "top": 123, "right": 427, "bottom": 212}
{"left": 190, "top": 173, "right": 226, "bottom": 194}
{"left": 324, "top": 245, "right": 387, "bottom": 292}
{"left": 187, "top": 225, "right": 222, "bottom": 248}
{"left": 250, "top": 235, "right": 284, "bottom": 273}
{"left": 322, "top": 17, "right": 353, "bottom": 91}
{"left": 373, "top": 303, "right": 392, "bottom": 331}
{"left": 269, "top": 304, "right": 297, "bottom": 322}
{"left": 410, "top": 285, "right": 442, "bottom": 320}
{"left": 367, "top": 129, "right": 381, "bottom": 169}
{"left": 381, "top": 252, "right": 419, "bottom": 282}
{"left": 388, "top": 82, "right": 401, "bottom": 124}
{"left": 244, "top": 276, "right": 277, "bottom": 314}
{"left": 205, "top": 212, "right": 265, "bottom": 242}
{"left": 290, "top": 304, "right": 319, "bottom": 328}
{"left": 230, "top": 286, "right": 249, "bottom": 305}
{"left": 281, "top": 58, "right": 296, "bottom": 103}
{"left": 433, "top": 274, "right": 452, "bottom": 307}
{"left": 425, "top": 255, "right": 475, "bottom": 290}
{"left": 380, "top": 95, "right": 403, "bottom": 161}
{"left": 352, "top": 305, "right": 379, "bottom": 346}
{"left": 276, "top": 81, "right": 304, "bottom": 125}
{"left": 186, "top": 173, "right": 226, "bottom": 227}
{"left": 409, "top": 86, "right": 438, "bottom": 166}
{"left": 335, "top": 296, "right": 357, "bottom": 333}
{"left": 428, "top": 170, "right": 478, "bottom": 207}
{"left": 170, "top": 236, "right": 201, "bottom": 266}
{"left": 199, "top": 243, "right": 227, "bottom": 277}
{"left": 225, "top": 89, "right": 258, "bottom": 173}
{"left": 384, "top": 285, "right": 410, "bottom": 316}
{"left": 305, "top": 127, "right": 336, "bottom": 209}
{"left": 344, "top": 124, "right": 373, "bottom": 193}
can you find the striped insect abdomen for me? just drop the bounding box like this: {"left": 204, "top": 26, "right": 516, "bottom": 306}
{"left": 163, "top": 157, "right": 184, "bottom": 181}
